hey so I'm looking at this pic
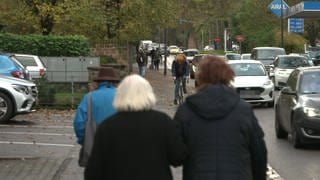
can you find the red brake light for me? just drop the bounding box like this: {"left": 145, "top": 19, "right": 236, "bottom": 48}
{"left": 11, "top": 71, "right": 24, "bottom": 78}
{"left": 40, "top": 68, "right": 46, "bottom": 76}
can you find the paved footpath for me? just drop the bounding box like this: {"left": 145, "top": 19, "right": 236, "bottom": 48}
{"left": 0, "top": 62, "right": 281, "bottom": 180}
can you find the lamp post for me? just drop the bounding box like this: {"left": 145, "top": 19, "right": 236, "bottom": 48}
{"left": 281, "top": 0, "right": 284, "bottom": 48}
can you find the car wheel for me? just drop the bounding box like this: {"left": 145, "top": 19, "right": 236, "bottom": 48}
{"left": 291, "top": 122, "right": 303, "bottom": 149}
{"left": 0, "top": 92, "right": 14, "bottom": 123}
{"left": 275, "top": 107, "right": 288, "bottom": 139}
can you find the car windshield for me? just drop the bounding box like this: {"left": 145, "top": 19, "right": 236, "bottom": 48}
{"left": 0, "top": 56, "right": 16, "bottom": 69}
{"left": 230, "top": 63, "right": 266, "bottom": 76}
{"left": 226, "top": 54, "right": 241, "bottom": 60}
{"left": 184, "top": 51, "right": 198, "bottom": 57}
{"left": 300, "top": 72, "right": 320, "bottom": 94}
{"left": 257, "top": 49, "right": 285, "bottom": 60}
{"left": 278, "top": 57, "right": 310, "bottom": 69}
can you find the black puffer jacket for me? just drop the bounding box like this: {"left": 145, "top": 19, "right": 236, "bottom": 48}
{"left": 174, "top": 84, "right": 267, "bottom": 180}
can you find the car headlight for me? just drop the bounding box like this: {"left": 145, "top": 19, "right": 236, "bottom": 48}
{"left": 12, "top": 84, "right": 30, "bottom": 95}
{"left": 263, "top": 80, "right": 272, "bottom": 86}
{"left": 303, "top": 107, "right": 320, "bottom": 117}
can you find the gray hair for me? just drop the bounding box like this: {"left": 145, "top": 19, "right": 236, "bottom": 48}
{"left": 113, "top": 74, "right": 157, "bottom": 111}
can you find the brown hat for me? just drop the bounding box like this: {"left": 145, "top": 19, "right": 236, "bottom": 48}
{"left": 93, "top": 67, "right": 120, "bottom": 82}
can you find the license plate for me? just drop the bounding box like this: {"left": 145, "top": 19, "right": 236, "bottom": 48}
{"left": 240, "top": 90, "right": 257, "bottom": 98}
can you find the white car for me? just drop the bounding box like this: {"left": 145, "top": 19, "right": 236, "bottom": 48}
{"left": 13, "top": 54, "right": 47, "bottom": 79}
{"left": 183, "top": 49, "right": 199, "bottom": 62}
{"left": 271, "top": 55, "right": 311, "bottom": 90}
{"left": 0, "top": 75, "right": 38, "bottom": 122}
{"left": 241, "top": 53, "right": 251, "bottom": 60}
{"left": 228, "top": 60, "right": 274, "bottom": 107}
{"left": 168, "top": 45, "right": 181, "bottom": 54}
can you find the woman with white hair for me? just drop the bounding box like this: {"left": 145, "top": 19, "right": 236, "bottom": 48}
{"left": 84, "top": 74, "right": 187, "bottom": 180}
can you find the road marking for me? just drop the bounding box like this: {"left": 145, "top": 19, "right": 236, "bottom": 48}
{"left": 0, "top": 141, "right": 75, "bottom": 147}
{"left": 0, "top": 125, "right": 73, "bottom": 129}
{"left": 0, "top": 131, "right": 75, "bottom": 136}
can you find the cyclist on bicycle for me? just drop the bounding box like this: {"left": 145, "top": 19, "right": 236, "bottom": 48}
{"left": 172, "top": 53, "right": 189, "bottom": 105}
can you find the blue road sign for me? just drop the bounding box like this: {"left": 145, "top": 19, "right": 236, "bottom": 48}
{"left": 268, "top": 0, "right": 289, "bottom": 17}
{"left": 289, "top": 18, "right": 304, "bottom": 33}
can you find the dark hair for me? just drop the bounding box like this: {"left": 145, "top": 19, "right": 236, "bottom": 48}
{"left": 196, "top": 55, "right": 235, "bottom": 91}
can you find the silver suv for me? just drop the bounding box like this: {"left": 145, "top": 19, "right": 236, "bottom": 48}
{"left": 0, "top": 75, "right": 38, "bottom": 122}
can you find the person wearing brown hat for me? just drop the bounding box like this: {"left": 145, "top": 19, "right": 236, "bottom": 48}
{"left": 73, "top": 67, "right": 120, "bottom": 166}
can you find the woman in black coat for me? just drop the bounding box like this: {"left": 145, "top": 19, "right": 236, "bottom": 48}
{"left": 174, "top": 55, "right": 267, "bottom": 180}
{"left": 85, "top": 74, "right": 187, "bottom": 180}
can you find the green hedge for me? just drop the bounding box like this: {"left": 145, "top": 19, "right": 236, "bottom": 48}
{"left": 0, "top": 33, "right": 90, "bottom": 56}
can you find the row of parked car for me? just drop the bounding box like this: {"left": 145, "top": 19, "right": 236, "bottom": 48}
{"left": 0, "top": 53, "right": 47, "bottom": 123}
{"left": 187, "top": 46, "right": 320, "bottom": 148}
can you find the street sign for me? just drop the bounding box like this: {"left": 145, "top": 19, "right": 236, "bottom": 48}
{"left": 268, "top": 0, "right": 289, "bottom": 17}
{"left": 288, "top": 18, "right": 304, "bottom": 33}
{"left": 236, "top": 35, "right": 245, "bottom": 42}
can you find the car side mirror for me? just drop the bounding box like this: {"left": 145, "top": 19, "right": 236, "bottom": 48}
{"left": 281, "top": 87, "right": 296, "bottom": 95}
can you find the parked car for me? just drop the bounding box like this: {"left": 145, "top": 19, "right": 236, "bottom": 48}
{"left": 12, "top": 54, "right": 47, "bottom": 79}
{"left": 225, "top": 53, "right": 241, "bottom": 60}
{"left": 270, "top": 55, "right": 311, "bottom": 90}
{"left": 0, "top": 55, "right": 31, "bottom": 80}
{"left": 0, "top": 75, "right": 38, "bottom": 122}
{"left": 274, "top": 66, "right": 320, "bottom": 148}
{"left": 251, "top": 47, "right": 286, "bottom": 73}
{"left": 183, "top": 49, "right": 199, "bottom": 62}
{"left": 228, "top": 60, "right": 274, "bottom": 107}
{"left": 241, "top": 53, "right": 251, "bottom": 60}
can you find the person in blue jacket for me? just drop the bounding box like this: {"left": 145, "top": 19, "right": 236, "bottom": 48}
{"left": 73, "top": 67, "right": 120, "bottom": 145}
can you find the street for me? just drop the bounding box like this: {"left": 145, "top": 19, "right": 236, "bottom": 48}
{"left": 0, "top": 64, "right": 319, "bottom": 180}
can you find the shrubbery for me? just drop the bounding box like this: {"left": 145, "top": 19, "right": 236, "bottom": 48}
{"left": 0, "top": 33, "right": 90, "bottom": 56}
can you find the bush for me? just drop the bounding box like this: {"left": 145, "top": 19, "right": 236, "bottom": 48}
{"left": 0, "top": 33, "right": 90, "bottom": 56}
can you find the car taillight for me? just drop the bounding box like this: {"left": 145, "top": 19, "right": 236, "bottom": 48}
{"left": 11, "top": 70, "right": 24, "bottom": 79}
{"left": 40, "top": 68, "right": 46, "bottom": 76}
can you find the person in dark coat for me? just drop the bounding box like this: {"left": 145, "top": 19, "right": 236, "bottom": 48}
{"left": 84, "top": 74, "right": 187, "bottom": 180}
{"left": 174, "top": 55, "right": 267, "bottom": 180}
{"left": 136, "top": 47, "right": 148, "bottom": 77}
{"left": 172, "top": 54, "right": 189, "bottom": 104}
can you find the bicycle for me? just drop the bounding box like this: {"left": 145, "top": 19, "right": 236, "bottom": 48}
{"left": 175, "top": 77, "right": 184, "bottom": 104}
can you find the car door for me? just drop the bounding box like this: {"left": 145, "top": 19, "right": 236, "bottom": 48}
{"left": 281, "top": 70, "right": 299, "bottom": 131}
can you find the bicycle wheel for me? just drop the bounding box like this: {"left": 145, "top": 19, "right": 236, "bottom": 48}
{"left": 178, "top": 82, "right": 184, "bottom": 104}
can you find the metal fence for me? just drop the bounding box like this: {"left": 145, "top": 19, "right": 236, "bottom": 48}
{"left": 34, "top": 57, "right": 122, "bottom": 109}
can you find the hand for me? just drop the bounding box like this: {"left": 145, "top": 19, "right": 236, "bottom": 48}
{"left": 173, "top": 76, "right": 176, "bottom": 80}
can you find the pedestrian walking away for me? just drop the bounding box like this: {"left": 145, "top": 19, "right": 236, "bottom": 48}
{"left": 136, "top": 47, "right": 148, "bottom": 77}
{"left": 173, "top": 55, "right": 267, "bottom": 180}
{"left": 84, "top": 74, "right": 187, "bottom": 180}
{"left": 171, "top": 53, "right": 189, "bottom": 105}
{"left": 73, "top": 67, "right": 120, "bottom": 167}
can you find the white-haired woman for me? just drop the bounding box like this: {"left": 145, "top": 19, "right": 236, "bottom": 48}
{"left": 84, "top": 74, "right": 187, "bottom": 180}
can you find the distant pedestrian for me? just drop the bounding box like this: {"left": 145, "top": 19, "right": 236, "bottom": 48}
{"left": 174, "top": 55, "right": 267, "bottom": 180}
{"left": 153, "top": 48, "right": 161, "bottom": 70}
{"left": 84, "top": 74, "right": 187, "bottom": 180}
{"left": 136, "top": 47, "right": 148, "bottom": 77}
{"left": 73, "top": 67, "right": 120, "bottom": 166}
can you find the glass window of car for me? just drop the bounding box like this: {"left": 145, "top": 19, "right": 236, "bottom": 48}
{"left": 14, "top": 56, "right": 38, "bottom": 66}
{"left": 286, "top": 69, "right": 299, "bottom": 90}
{"left": 229, "top": 63, "right": 266, "bottom": 76}
{"left": 278, "top": 56, "right": 310, "bottom": 69}
{"left": 184, "top": 50, "right": 198, "bottom": 57}
{"left": 300, "top": 72, "right": 320, "bottom": 94}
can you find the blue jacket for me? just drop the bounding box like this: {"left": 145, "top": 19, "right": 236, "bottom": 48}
{"left": 73, "top": 82, "right": 117, "bottom": 144}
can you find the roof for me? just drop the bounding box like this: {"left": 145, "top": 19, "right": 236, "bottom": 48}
{"left": 284, "top": 1, "right": 320, "bottom": 19}
{"left": 227, "top": 60, "right": 263, "bottom": 64}
{"left": 252, "top": 47, "right": 284, "bottom": 50}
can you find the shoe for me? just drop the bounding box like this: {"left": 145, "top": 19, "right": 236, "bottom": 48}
{"left": 174, "top": 99, "right": 178, "bottom": 105}
{"left": 183, "top": 88, "right": 187, "bottom": 94}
